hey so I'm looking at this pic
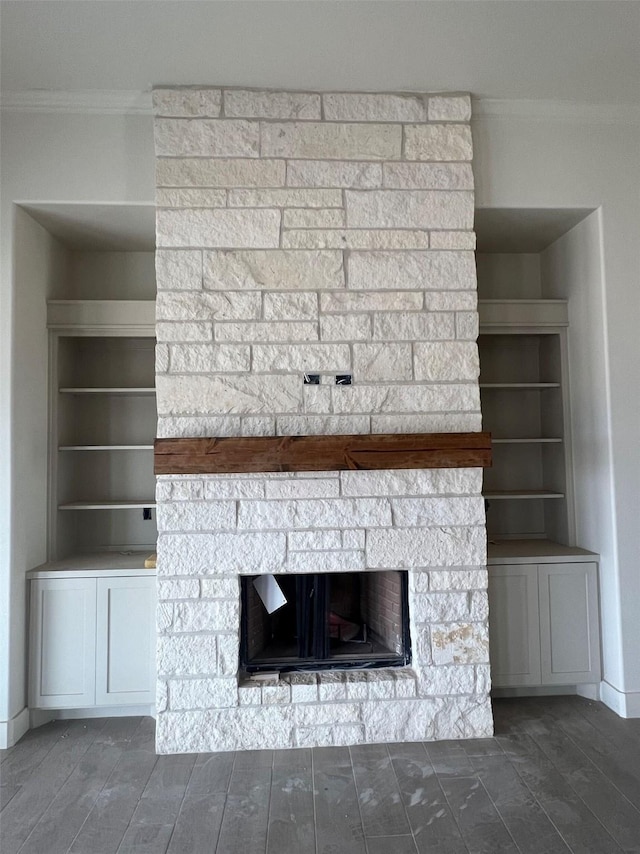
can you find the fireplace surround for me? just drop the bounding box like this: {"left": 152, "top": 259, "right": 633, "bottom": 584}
{"left": 153, "top": 86, "right": 492, "bottom": 753}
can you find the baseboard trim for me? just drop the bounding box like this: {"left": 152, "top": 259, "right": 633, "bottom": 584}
{"left": 600, "top": 681, "right": 640, "bottom": 718}
{"left": 0, "top": 706, "right": 30, "bottom": 748}
{"left": 34, "top": 704, "right": 155, "bottom": 720}
{"left": 491, "top": 685, "right": 581, "bottom": 699}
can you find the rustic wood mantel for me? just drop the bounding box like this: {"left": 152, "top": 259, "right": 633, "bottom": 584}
{"left": 154, "top": 432, "right": 492, "bottom": 475}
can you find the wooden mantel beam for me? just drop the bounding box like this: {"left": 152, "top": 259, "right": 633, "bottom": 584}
{"left": 154, "top": 432, "right": 492, "bottom": 475}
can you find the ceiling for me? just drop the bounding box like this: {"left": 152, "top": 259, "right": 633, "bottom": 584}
{"left": 1, "top": 1, "right": 639, "bottom": 105}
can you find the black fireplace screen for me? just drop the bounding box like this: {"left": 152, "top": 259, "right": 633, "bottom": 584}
{"left": 240, "top": 571, "right": 411, "bottom": 673}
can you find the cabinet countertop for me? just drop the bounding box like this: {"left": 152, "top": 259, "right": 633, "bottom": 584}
{"left": 28, "top": 552, "right": 157, "bottom": 578}
{"left": 488, "top": 539, "right": 599, "bottom": 565}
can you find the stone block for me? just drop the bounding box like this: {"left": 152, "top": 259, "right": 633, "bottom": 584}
{"left": 428, "top": 95, "right": 472, "bottom": 122}
{"left": 367, "top": 526, "right": 487, "bottom": 568}
{"left": 156, "top": 343, "right": 169, "bottom": 374}
{"left": 261, "top": 122, "right": 402, "bottom": 159}
{"left": 156, "top": 322, "right": 213, "bottom": 342}
{"left": 391, "top": 496, "right": 485, "bottom": 527}
{"left": 423, "top": 291, "right": 477, "bottom": 311}
{"left": 283, "top": 229, "right": 430, "bottom": 250}
{"left": 287, "top": 160, "right": 382, "bottom": 188}
{"left": 330, "top": 724, "right": 367, "bottom": 747}
{"left": 340, "top": 468, "right": 482, "bottom": 498}
{"left": 404, "top": 124, "right": 473, "bottom": 161}
{"left": 288, "top": 530, "right": 342, "bottom": 551}
{"left": 342, "top": 529, "right": 365, "bottom": 549}
{"left": 418, "top": 664, "right": 475, "bottom": 696}
{"left": 153, "top": 88, "right": 222, "bottom": 117}
{"left": 429, "top": 569, "right": 488, "bottom": 591}
{"left": 217, "top": 634, "right": 240, "bottom": 676}
{"left": 156, "top": 478, "right": 204, "bottom": 502}
{"left": 241, "top": 416, "right": 277, "bottom": 436}
{"left": 470, "top": 591, "right": 490, "bottom": 621}
{"left": 361, "top": 699, "right": 437, "bottom": 743}
{"left": 372, "top": 312, "right": 455, "bottom": 341}
{"left": 367, "top": 673, "right": 396, "bottom": 699}
{"left": 414, "top": 341, "right": 480, "bottom": 383}
{"left": 394, "top": 671, "right": 418, "bottom": 698}
{"left": 475, "top": 664, "right": 492, "bottom": 694}
{"left": 225, "top": 89, "right": 321, "bottom": 119}
{"left": 157, "top": 602, "right": 173, "bottom": 632}
{"left": 371, "top": 413, "right": 483, "bottom": 434}
{"left": 411, "top": 591, "right": 472, "bottom": 623}
{"left": 320, "top": 314, "right": 372, "bottom": 342}
{"left": 228, "top": 188, "right": 342, "bottom": 208}
{"left": 283, "top": 208, "right": 346, "bottom": 229}
{"left": 157, "top": 634, "right": 218, "bottom": 677}
{"left": 323, "top": 92, "right": 426, "bottom": 122}
{"left": 157, "top": 291, "right": 261, "bottom": 321}
{"left": 285, "top": 550, "right": 365, "bottom": 573}
{"left": 156, "top": 188, "right": 227, "bottom": 208}
{"left": 169, "top": 343, "right": 250, "bottom": 373}
{"left": 173, "top": 600, "right": 240, "bottom": 633}
{"left": 154, "top": 118, "right": 259, "bottom": 157}
{"left": 265, "top": 478, "right": 340, "bottom": 500}
{"left": 199, "top": 579, "right": 239, "bottom": 604}
{"left": 215, "top": 321, "right": 319, "bottom": 343}
{"left": 456, "top": 311, "right": 480, "bottom": 340}
{"left": 332, "top": 382, "right": 478, "bottom": 415}
{"left": 237, "top": 497, "right": 391, "bottom": 531}
{"left": 158, "top": 531, "right": 287, "bottom": 574}
{"left": 157, "top": 680, "right": 168, "bottom": 713}
{"left": 303, "top": 384, "right": 332, "bottom": 413}
{"left": 156, "top": 208, "right": 280, "bottom": 248}
{"left": 157, "top": 578, "right": 200, "bottom": 600}
{"left": 156, "top": 157, "right": 285, "bottom": 188}
{"left": 348, "top": 250, "right": 476, "bottom": 290}
{"left": 383, "top": 162, "right": 474, "bottom": 190}
{"left": 262, "top": 683, "right": 292, "bottom": 705}
{"left": 157, "top": 415, "right": 242, "bottom": 438}
{"left": 287, "top": 673, "right": 319, "bottom": 703}
{"left": 294, "top": 703, "right": 362, "bottom": 727}
{"left": 204, "top": 479, "right": 265, "bottom": 500}
{"left": 275, "top": 414, "right": 370, "bottom": 436}
{"left": 430, "top": 231, "right": 477, "bottom": 250}
{"left": 170, "top": 678, "right": 237, "bottom": 710}
{"left": 238, "top": 683, "right": 262, "bottom": 706}
{"left": 320, "top": 291, "right": 423, "bottom": 313}
{"left": 252, "top": 343, "right": 351, "bottom": 373}
{"left": 353, "top": 342, "right": 413, "bottom": 381}
{"left": 430, "top": 622, "right": 490, "bottom": 665}
{"left": 204, "top": 248, "right": 344, "bottom": 290}
{"left": 155, "top": 249, "right": 202, "bottom": 290}
{"left": 345, "top": 190, "right": 474, "bottom": 230}
{"left": 294, "top": 726, "right": 334, "bottom": 748}
{"left": 318, "top": 674, "right": 348, "bottom": 702}
{"left": 156, "top": 374, "right": 303, "bottom": 416}
{"left": 263, "top": 292, "right": 318, "bottom": 321}
{"left": 345, "top": 673, "right": 369, "bottom": 700}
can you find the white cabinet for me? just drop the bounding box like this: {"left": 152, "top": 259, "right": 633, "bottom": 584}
{"left": 29, "top": 560, "right": 156, "bottom": 710}
{"left": 488, "top": 557, "right": 600, "bottom": 688}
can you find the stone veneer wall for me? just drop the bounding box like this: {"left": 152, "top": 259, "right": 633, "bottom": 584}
{"left": 153, "top": 87, "right": 492, "bottom": 753}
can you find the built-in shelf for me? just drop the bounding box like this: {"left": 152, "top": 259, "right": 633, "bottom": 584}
{"left": 59, "top": 445, "right": 155, "bottom": 451}
{"left": 484, "top": 490, "right": 565, "bottom": 500}
{"left": 480, "top": 383, "right": 560, "bottom": 389}
{"left": 58, "top": 501, "right": 156, "bottom": 511}
{"left": 492, "top": 438, "right": 563, "bottom": 444}
{"left": 59, "top": 387, "right": 156, "bottom": 395}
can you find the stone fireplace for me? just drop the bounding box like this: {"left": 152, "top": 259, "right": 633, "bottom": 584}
{"left": 153, "top": 87, "right": 492, "bottom": 753}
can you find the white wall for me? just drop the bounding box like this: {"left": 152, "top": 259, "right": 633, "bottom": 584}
{"left": 474, "top": 111, "right": 640, "bottom": 710}
{"left": 1, "top": 103, "right": 639, "bottom": 735}
{"left": 0, "top": 111, "right": 155, "bottom": 733}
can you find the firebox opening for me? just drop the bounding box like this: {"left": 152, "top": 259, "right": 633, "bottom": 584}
{"left": 240, "top": 571, "right": 411, "bottom": 673}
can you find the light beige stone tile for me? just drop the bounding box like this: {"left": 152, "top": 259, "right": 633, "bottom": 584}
{"left": 261, "top": 121, "right": 402, "bottom": 159}
{"left": 372, "top": 311, "right": 455, "bottom": 341}
{"left": 283, "top": 208, "right": 346, "bottom": 229}
{"left": 156, "top": 208, "right": 280, "bottom": 248}
{"left": 348, "top": 250, "right": 476, "bottom": 290}
{"left": 169, "top": 343, "right": 250, "bottom": 373}
{"left": 156, "top": 157, "right": 285, "bottom": 188}
{"left": 404, "top": 124, "right": 473, "bottom": 161}
{"left": 153, "top": 88, "right": 222, "bottom": 117}
{"left": 252, "top": 343, "right": 351, "bottom": 372}
{"left": 154, "top": 118, "right": 259, "bottom": 157}
{"left": 345, "top": 189, "right": 474, "bottom": 229}
{"left": 155, "top": 249, "right": 202, "bottom": 290}
{"left": 229, "top": 188, "right": 342, "bottom": 208}
{"left": 353, "top": 342, "right": 413, "bottom": 381}
{"left": 287, "top": 160, "right": 382, "bottom": 188}
{"left": 203, "top": 249, "right": 344, "bottom": 290}
{"left": 383, "top": 161, "right": 474, "bottom": 190}
{"left": 320, "top": 314, "right": 371, "bottom": 341}
{"left": 428, "top": 95, "right": 472, "bottom": 122}
{"left": 323, "top": 92, "right": 426, "bottom": 122}
{"left": 320, "top": 291, "right": 423, "bottom": 313}
{"left": 215, "top": 321, "right": 318, "bottom": 343}
{"left": 414, "top": 341, "right": 480, "bottom": 381}
{"left": 283, "top": 229, "right": 430, "bottom": 250}
{"left": 157, "top": 290, "right": 261, "bottom": 321}
{"left": 430, "top": 230, "right": 477, "bottom": 250}
{"left": 263, "top": 291, "right": 318, "bottom": 321}
{"left": 156, "top": 188, "right": 226, "bottom": 208}
{"left": 156, "top": 373, "right": 303, "bottom": 415}
{"left": 225, "top": 89, "right": 321, "bottom": 119}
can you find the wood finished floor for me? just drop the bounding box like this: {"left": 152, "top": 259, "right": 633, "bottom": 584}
{"left": 1, "top": 697, "right": 640, "bottom": 854}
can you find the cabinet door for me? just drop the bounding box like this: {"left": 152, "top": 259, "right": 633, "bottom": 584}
{"left": 488, "top": 565, "right": 541, "bottom": 687}
{"left": 29, "top": 578, "right": 96, "bottom": 708}
{"left": 538, "top": 562, "right": 601, "bottom": 684}
{"left": 95, "top": 576, "right": 156, "bottom": 706}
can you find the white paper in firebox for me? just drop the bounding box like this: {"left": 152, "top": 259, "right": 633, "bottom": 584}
{"left": 253, "top": 575, "right": 287, "bottom": 614}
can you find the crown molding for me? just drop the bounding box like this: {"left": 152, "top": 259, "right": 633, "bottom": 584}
{"left": 1, "top": 89, "right": 639, "bottom": 125}
{"left": 474, "top": 97, "right": 640, "bottom": 126}
{"left": 0, "top": 89, "right": 153, "bottom": 114}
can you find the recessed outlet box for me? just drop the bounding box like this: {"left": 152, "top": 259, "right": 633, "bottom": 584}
{"left": 336, "top": 374, "right": 352, "bottom": 385}
{"left": 303, "top": 374, "right": 320, "bottom": 385}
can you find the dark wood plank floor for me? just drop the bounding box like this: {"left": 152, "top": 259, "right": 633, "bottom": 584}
{"left": 1, "top": 697, "right": 639, "bottom": 854}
